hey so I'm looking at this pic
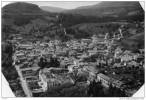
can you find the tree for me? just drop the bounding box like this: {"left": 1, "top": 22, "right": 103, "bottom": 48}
{"left": 107, "top": 84, "right": 126, "bottom": 97}
{"left": 88, "top": 80, "right": 105, "bottom": 97}
{"left": 108, "top": 84, "right": 115, "bottom": 96}
{"left": 38, "top": 57, "right": 48, "bottom": 69}
{"left": 2, "top": 42, "right": 18, "bottom": 80}
{"left": 49, "top": 56, "right": 60, "bottom": 67}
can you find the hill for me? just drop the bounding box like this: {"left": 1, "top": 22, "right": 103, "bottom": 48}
{"left": 59, "top": 1, "right": 144, "bottom": 27}
{"left": 121, "top": 32, "right": 144, "bottom": 51}
{"left": 2, "top": 2, "right": 55, "bottom": 26}
{"left": 2, "top": 2, "right": 144, "bottom": 44}
{"left": 3, "top": 2, "right": 43, "bottom": 14}
{"left": 2, "top": 2, "right": 59, "bottom": 42}
{"left": 64, "top": 1, "right": 144, "bottom": 17}
{"left": 40, "top": 6, "right": 66, "bottom": 13}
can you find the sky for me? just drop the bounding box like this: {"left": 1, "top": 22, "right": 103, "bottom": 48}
{"left": 2, "top": 1, "right": 144, "bottom": 10}
{"left": 2, "top": 1, "right": 100, "bottom": 9}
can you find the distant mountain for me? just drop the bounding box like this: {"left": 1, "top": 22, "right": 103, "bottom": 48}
{"left": 2, "top": 2, "right": 55, "bottom": 26}
{"left": 64, "top": 1, "right": 144, "bottom": 17}
{"left": 59, "top": 1, "right": 144, "bottom": 27}
{"left": 40, "top": 6, "right": 66, "bottom": 13}
{"left": 2, "top": 1, "right": 144, "bottom": 43}
{"left": 2, "top": 2, "right": 44, "bottom": 15}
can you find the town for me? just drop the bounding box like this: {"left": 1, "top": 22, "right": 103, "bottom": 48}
{"left": 9, "top": 25, "right": 144, "bottom": 97}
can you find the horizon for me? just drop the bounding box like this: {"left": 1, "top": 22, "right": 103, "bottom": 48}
{"left": 2, "top": 1, "right": 100, "bottom": 9}
{"left": 2, "top": 1, "right": 144, "bottom": 10}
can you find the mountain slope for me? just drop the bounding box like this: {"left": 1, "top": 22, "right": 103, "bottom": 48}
{"left": 59, "top": 1, "right": 144, "bottom": 27}
{"left": 2, "top": 2, "right": 54, "bottom": 26}
{"left": 121, "top": 32, "right": 144, "bottom": 51}
{"left": 64, "top": 1, "right": 144, "bottom": 17}
{"left": 2, "top": 2, "right": 44, "bottom": 14}
{"left": 40, "top": 6, "right": 66, "bottom": 13}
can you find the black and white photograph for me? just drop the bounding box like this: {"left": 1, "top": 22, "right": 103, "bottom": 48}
{"left": 1, "top": 1, "right": 145, "bottom": 97}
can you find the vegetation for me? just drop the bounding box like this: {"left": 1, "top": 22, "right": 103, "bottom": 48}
{"left": 107, "top": 84, "right": 126, "bottom": 97}
{"left": 2, "top": 42, "right": 18, "bottom": 80}
{"left": 88, "top": 81, "right": 105, "bottom": 97}
{"left": 38, "top": 56, "right": 60, "bottom": 69}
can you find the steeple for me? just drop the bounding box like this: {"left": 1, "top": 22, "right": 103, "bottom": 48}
{"left": 104, "top": 33, "right": 109, "bottom": 40}
{"left": 118, "top": 28, "right": 123, "bottom": 38}
{"left": 64, "top": 28, "right": 67, "bottom": 35}
{"left": 104, "top": 33, "right": 109, "bottom": 43}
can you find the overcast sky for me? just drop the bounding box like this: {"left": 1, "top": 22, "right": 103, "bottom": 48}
{"left": 2, "top": 1, "right": 100, "bottom": 9}
{"left": 2, "top": 1, "right": 144, "bottom": 10}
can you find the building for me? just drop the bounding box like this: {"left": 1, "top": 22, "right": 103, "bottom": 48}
{"left": 88, "top": 49, "right": 97, "bottom": 56}
{"left": 38, "top": 68, "right": 74, "bottom": 92}
{"left": 97, "top": 73, "right": 112, "bottom": 88}
{"left": 120, "top": 53, "right": 133, "bottom": 62}
{"left": 97, "top": 73, "right": 124, "bottom": 89}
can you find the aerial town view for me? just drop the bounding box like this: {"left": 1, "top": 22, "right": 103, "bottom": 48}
{"left": 2, "top": 1, "right": 145, "bottom": 97}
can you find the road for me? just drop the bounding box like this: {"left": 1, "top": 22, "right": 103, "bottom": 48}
{"left": 15, "top": 65, "right": 32, "bottom": 97}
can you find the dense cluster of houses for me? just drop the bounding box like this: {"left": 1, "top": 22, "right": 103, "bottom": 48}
{"left": 11, "top": 28, "right": 144, "bottom": 97}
